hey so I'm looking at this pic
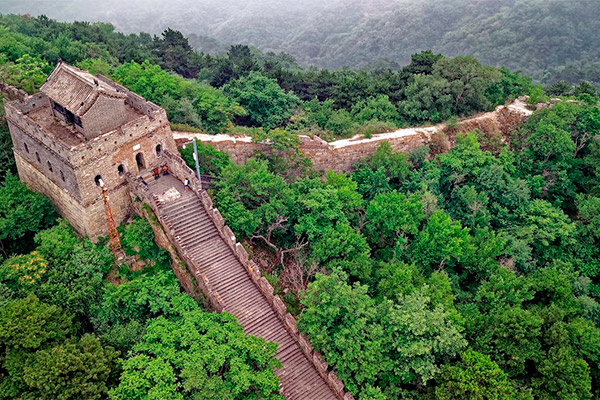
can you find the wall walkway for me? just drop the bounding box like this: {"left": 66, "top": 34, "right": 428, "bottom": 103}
{"left": 125, "top": 150, "right": 353, "bottom": 400}
{"left": 174, "top": 97, "right": 533, "bottom": 172}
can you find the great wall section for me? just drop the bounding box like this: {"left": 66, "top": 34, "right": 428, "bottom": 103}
{"left": 2, "top": 66, "right": 536, "bottom": 400}
{"left": 1, "top": 72, "right": 349, "bottom": 399}
{"left": 125, "top": 151, "right": 350, "bottom": 400}
{"left": 124, "top": 97, "right": 534, "bottom": 399}
{"left": 173, "top": 97, "right": 534, "bottom": 173}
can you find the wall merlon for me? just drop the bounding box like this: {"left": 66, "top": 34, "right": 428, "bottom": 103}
{"left": 284, "top": 313, "right": 298, "bottom": 335}
{"left": 273, "top": 297, "right": 287, "bottom": 317}
{"left": 235, "top": 243, "right": 249, "bottom": 265}
{"left": 212, "top": 208, "right": 225, "bottom": 228}
{"left": 328, "top": 371, "right": 345, "bottom": 394}
{"left": 313, "top": 352, "right": 329, "bottom": 374}
{"left": 223, "top": 226, "right": 236, "bottom": 246}
{"left": 298, "top": 333, "right": 313, "bottom": 356}
{"left": 200, "top": 191, "right": 213, "bottom": 209}
{"left": 0, "top": 82, "right": 28, "bottom": 101}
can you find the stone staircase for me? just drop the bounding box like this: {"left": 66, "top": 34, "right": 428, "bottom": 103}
{"left": 156, "top": 184, "right": 339, "bottom": 400}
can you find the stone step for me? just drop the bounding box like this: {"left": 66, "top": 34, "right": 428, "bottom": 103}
{"left": 203, "top": 261, "right": 245, "bottom": 282}
{"left": 169, "top": 220, "right": 215, "bottom": 237}
{"left": 163, "top": 201, "right": 207, "bottom": 216}
{"left": 163, "top": 205, "right": 208, "bottom": 222}
{"left": 162, "top": 199, "right": 197, "bottom": 210}
{"left": 167, "top": 214, "right": 213, "bottom": 230}
{"left": 210, "top": 271, "right": 250, "bottom": 292}
{"left": 245, "top": 313, "right": 286, "bottom": 337}
{"left": 199, "top": 262, "right": 243, "bottom": 284}
{"left": 220, "top": 284, "right": 266, "bottom": 308}
{"left": 187, "top": 238, "right": 231, "bottom": 257}
{"left": 185, "top": 240, "right": 231, "bottom": 261}
{"left": 173, "top": 225, "right": 218, "bottom": 244}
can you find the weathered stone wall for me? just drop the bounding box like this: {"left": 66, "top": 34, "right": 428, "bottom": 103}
{"left": 97, "top": 75, "right": 164, "bottom": 117}
{"left": 76, "top": 124, "right": 176, "bottom": 207}
{"left": 81, "top": 184, "right": 131, "bottom": 239}
{"left": 302, "top": 132, "right": 431, "bottom": 172}
{"left": 81, "top": 95, "right": 129, "bottom": 138}
{"left": 14, "top": 151, "right": 130, "bottom": 239}
{"left": 8, "top": 120, "right": 83, "bottom": 200}
{"left": 0, "top": 82, "right": 28, "bottom": 102}
{"left": 175, "top": 98, "right": 532, "bottom": 173}
{"left": 161, "top": 150, "right": 203, "bottom": 192}
{"left": 14, "top": 151, "right": 88, "bottom": 234}
{"left": 69, "top": 113, "right": 173, "bottom": 170}
{"left": 5, "top": 99, "right": 76, "bottom": 164}
{"left": 15, "top": 147, "right": 132, "bottom": 239}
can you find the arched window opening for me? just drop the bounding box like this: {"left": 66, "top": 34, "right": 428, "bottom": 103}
{"left": 35, "top": 152, "right": 40, "bottom": 163}
{"left": 94, "top": 175, "right": 104, "bottom": 187}
{"left": 24, "top": 143, "right": 29, "bottom": 153}
{"left": 60, "top": 171, "right": 65, "bottom": 182}
{"left": 117, "top": 164, "right": 124, "bottom": 176}
{"left": 155, "top": 144, "right": 162, "bottom": 155}
{"left": 135, "top": 152, "right": 145, "bottom": 171}
{"left": 47, "top": 161, "right": 53, "bottom": 172}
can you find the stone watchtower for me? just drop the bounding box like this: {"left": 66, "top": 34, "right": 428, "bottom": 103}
{"left": 4, "top": 62, "right": 177, "bottom": 239}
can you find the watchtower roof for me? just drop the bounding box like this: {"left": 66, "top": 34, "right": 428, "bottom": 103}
{"left": 40, "top": 62, "right": 127, "bottom": 117}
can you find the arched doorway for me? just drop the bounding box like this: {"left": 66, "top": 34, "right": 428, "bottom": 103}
{"left": 156, "top": 144, "right": 162, "bottom": 155}
{"left": 135, "top": 152, "right": 145, "bottom": 171}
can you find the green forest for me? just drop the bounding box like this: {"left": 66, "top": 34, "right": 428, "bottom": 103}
{"left": 1, "top": 12, "right": 600, "bottom": 400}
{"left": 2, "top": 0, "right": 599, "bottom": 86}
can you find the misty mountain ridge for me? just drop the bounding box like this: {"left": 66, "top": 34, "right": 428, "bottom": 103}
{"left": 2, "top": 0, "right": 600, "bottom": 84}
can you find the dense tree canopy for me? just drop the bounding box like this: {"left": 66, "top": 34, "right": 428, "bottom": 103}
{"left": 223, "top": 71, "right": 299, "bottom": 130}
{"left": 111, "top": 311, "right": 282, "bottom": 400}
{"left": 3, "top": 0, "right": 599, "bottom": 86}
{"left": 0, "top": 173, "right": 58, "bottom": 259}
{"left": 204, "top": 97, "right": 600, "bottom": 399}
{"left": 0, "top": 204, "right": 282, "bottom": 399}
{"left": 0, "top": 14, "right": 540, "bottom": 139}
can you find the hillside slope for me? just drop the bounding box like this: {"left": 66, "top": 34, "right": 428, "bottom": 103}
{"left": 2, "top": 0, "right": 599, "bottom": 80}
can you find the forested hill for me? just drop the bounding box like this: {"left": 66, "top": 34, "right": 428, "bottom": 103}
{"left": 2, "top": 0, "right": 600, "bottom": 84}
{"left": 1, "top": 5, "right": 600, "bottom": 400}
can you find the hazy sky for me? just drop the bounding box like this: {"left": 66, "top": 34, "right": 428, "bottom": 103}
{"left": 1, "top": 0, "right": 345, "bottom": 32}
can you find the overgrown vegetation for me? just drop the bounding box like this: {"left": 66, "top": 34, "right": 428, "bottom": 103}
{"left": 204, "top": 97, "right": 600, "bottom": 399}
{"left": 0, "top": 202, "right": 282, "bottom": 398}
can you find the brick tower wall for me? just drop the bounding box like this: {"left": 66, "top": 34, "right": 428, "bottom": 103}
{"left": 6, "top": 90, "right": 177, "bottom": 240}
